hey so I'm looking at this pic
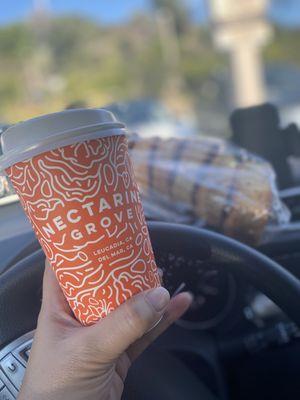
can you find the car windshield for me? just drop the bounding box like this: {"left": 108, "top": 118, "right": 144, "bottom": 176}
{"left": 0, "top": 0, "right": 299, "bottom": 244}
{"left": 0, "top": 1, "right": 298, "bottom": 134}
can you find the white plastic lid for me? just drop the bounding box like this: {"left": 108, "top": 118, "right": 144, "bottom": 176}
{"left": 0, "top": 108, "right": 126, "bottom": 169}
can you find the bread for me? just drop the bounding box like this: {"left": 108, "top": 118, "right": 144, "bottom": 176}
{"left": 129, "top": 135, "right": 282, "bottom": 245}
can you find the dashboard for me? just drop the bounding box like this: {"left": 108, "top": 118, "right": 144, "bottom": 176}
{"left": 159, "top": 250, "right": 242, "bottom": 331}
{"left": 0, "top": 200, "right": 297, "bottom": 337}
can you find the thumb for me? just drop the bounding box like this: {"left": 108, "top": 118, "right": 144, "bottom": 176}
{"left": 86, "top": 287, "right": 170, "bottom": 361}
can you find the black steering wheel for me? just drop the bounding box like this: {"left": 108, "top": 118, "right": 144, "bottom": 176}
{"left": 0, "top": 222, "right": 300, "bottom": 399}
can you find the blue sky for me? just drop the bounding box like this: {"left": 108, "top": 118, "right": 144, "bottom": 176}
{"left": 0, "top": 0, "right": 299, "bottom": 27}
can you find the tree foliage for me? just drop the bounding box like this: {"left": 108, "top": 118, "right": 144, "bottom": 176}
{"left": 0, "top": 14, "right": 298, "bottom": 122}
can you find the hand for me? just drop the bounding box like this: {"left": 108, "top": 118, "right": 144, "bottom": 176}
{"left": 18, "top": 260, "right": 192, "bottom": 400}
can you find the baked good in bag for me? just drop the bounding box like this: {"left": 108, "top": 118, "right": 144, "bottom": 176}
{"left": 129, "top": 135, "right": 288, "bottom": 245}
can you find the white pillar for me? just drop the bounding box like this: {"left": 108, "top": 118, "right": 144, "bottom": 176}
{"left": 231, "top": 42, "right": 266, "bottom": 108}
{"left": 209, "top": 0, "right": 272, "bottom": 108}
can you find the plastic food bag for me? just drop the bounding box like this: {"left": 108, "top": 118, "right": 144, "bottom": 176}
{"left": 129, "top": 134, "right": 290, "bottom": 245}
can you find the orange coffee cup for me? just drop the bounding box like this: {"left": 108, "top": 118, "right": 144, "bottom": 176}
{"left": 0, "top": 109, "right": 160, "bottom": 325}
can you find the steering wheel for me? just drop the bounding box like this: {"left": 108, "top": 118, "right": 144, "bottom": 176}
{"left": 0, "top": 222, "right": 300, "bottom": 399}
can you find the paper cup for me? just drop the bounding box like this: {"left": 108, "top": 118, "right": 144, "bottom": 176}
{"left": 0, "top": 109, "right": 160, "bottom": 325}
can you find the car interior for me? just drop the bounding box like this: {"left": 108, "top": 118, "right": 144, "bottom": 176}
{"left": 2, "top": 103, "right": 300, "bottom": 399}
{"left": 1, "top": 1, "right": 300, "bottom": 399}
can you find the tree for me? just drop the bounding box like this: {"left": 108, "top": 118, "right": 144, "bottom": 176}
{"left": 152, "top": 0, "right": 190, "bottom": 35}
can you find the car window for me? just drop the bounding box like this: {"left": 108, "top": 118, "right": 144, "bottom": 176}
{"left": 0, "top": 1, "right": 298, "bottom": 133}
{"left": 0, "top": 0, "right": 299, "bottom": 212}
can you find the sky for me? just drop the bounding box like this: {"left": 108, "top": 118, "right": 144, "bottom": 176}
{"left": 0, "top": 0, "right": 299, "bottom": 27}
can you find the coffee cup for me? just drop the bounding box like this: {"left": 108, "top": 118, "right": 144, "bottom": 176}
{"left": 0, "top": 109, "right": 160, "bottom": 325}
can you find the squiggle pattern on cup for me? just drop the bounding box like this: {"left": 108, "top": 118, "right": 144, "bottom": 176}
{"left": 7, "top": 135, "right": 160, "bottom": 325}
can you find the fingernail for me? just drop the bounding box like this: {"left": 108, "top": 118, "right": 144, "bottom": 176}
{"left": 187, "top": 291, "right": 194, "bottom": 302}
{"left": 146, "top": 287, "right": 170, "bottom": 312}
